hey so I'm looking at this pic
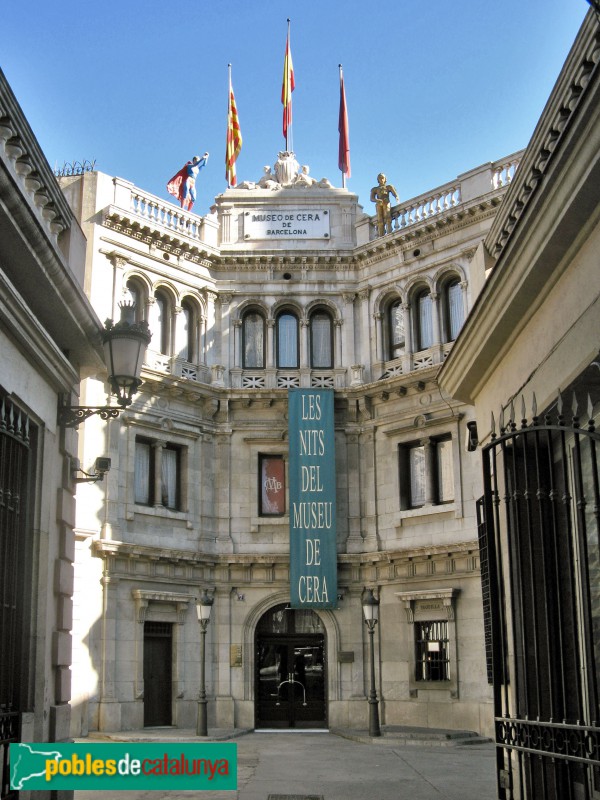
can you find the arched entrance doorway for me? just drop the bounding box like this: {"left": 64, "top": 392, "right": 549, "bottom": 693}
{"left": 255, "top": 603, "right": 327, "bottom": 729}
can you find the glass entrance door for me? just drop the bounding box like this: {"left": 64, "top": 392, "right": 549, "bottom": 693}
{"left": 257, "top": 637, "right": 325, "bottom": 728}
{"left": 255, "top": 605, "right": 326, "bottom": 729}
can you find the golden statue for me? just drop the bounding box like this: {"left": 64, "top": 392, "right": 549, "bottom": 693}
{"left": 370, "top": 173, "right": 399, "bottom": 236}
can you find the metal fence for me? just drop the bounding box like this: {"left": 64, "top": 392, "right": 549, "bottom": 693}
{"left": 479, "top": 394, "right": 600, "bottom": 799}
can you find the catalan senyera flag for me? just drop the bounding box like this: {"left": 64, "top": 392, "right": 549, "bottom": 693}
{"left": 338, "top": 68, "right": 351, "bottom": 179}
{"left": 225, "top": 75, "right": 242, "bottom": 187}
{"left": 281, "top": 24, "right": 295, "bottom": 142}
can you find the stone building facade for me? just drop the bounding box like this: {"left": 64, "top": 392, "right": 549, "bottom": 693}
{"left": 439, "top": 10, "right": 600, "bottom": 798}
{"left": 0, "top": 68, "right": 105, "bottom": 800}
{"left": 61, "top": 148, "right": 521, "bottom": 739}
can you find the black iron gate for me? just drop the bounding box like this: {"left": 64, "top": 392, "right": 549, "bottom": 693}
{"left": 0, "top": 394, "right": 34, "bottom": 800}
{"left": 479, "top": 395, "right": 600, "bottom": 800}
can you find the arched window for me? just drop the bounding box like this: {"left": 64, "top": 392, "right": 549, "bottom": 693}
{"left": 155, "top": 289, "right": 171, "bottom": 355}
{"left": 126, "top": 278, "right": 147, "bottom": 322}
{"left": 242, "top": 310, "right": 265, "bottom": 369}
{"left": 310, "top": 310, "right": 333, "bottom": 369}
{"left": 180, "top": 299, "right": 197, "bottom": 362}
{"left": 276, "top": 311, "right": 299, "bottom": 368}
{"left": 414, "top": 289, "right": 433, "bottom": 351}
{"left": 388, "top": 299, "right": 405, "bottom": 359}
{"left": 443, "top": 279, "right": 464, "bottom": 342}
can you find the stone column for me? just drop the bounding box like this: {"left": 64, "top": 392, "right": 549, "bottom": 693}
{"left": 345, "top": 432, "right": 364, "bottom": 552}
{"left": 334, "top": 318, "right": 343, "bottom": 368}
{"left": 342, "top": 293, "right": 356, "bottom": 368}
{"left": 213, "top": 585, "right": 235, "bottom": 728}
{"left": 374, "top": 312, "right": 383, "bottom": 363}
{"left": 300, "top": 318, "right": 309, "bottom": 368}
{"left": 219, "top": 293, "right": 233, "bottom": 371}
{"left": 200, "top": 314, "right": 207, "bottom": 364}
{"left": 147, "top": 296, "right": 159, "bottom": 353}
{"left": 421, "top": 437, "right": 436, "bottom": 506}
{"left": 98, "top": 569, "right": 122, "bottom": 731}
{"left": 233, "top": 319, "right": 242, "bottom": 368}
{"left": 266, "top": 318, "right": 275, "bottom": 369}
{"left": 357, "top": 288, "right": 371, "bottom": 381}
{"left": 174, "top": 305, "right": 184, "bottom": 360}
{"left": 204, "top": 290, "right": 218, "bottom": 366}
{"left": 460, "top": 280, "right": 469, "bottom": 319}
{"left": 109, "top": 254, "right": 129, "bottom": 320}
{"left": 430, "top": 291, "right": 441, "bottom": 345}
{"left": 153, "top": 442, "right": 164, "bottom": 508}
{"left": 401, "top": 302, "right": 413, "bottom": 373}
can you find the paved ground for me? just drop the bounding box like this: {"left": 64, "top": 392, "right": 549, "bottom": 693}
{"left": 74, "top": 728, "right": 498, "bottom": 799}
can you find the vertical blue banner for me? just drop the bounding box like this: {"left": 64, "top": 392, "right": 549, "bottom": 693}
{"left": 288, "top": 389, "right": 337, "bottom": 609}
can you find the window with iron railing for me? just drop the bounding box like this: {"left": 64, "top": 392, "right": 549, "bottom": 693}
{"left": 415, "top": 620, "right": 450, "bottom": 681}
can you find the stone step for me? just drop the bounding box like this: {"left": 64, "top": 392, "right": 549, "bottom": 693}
{"left": 332, "top": 726, "right": 493, "bottom": 747}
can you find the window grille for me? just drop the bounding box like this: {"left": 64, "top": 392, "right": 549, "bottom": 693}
{"left": 415, "top": 621, "right": 450, "bottom": 681}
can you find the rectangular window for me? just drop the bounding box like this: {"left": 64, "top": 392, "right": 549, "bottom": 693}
{"left": 409, "top": 444, "right": 426, "bottom": 507}
{"left": 415, "top": 620, "right": 450, "bottom": 681}
{"left": 135, "top": 437, "right": 181, "bottom": 510}
{"left": 259, "top": 455, "right": 286, "bottom": 516}
{"left": 399, "top": 436, "right": 454, "bottom": 509}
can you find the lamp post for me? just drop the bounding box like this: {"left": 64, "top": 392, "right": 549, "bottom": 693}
{"left": 196, "top": 590, "right": 214, "bottom": 736}
{"left": 362, "top": 588, "right": 382, "bottom": 737}
{"left": 58, "top": 300, "right": 151, "bottom": 428}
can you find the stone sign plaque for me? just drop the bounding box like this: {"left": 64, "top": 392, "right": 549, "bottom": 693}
{"left": 243, "top": 209, "right": 330, "bottom": 241}
{"left": 230, "top": 644, "right": 242, "bottom": 667}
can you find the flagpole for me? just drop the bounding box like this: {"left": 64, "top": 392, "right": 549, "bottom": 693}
{"left": 227, "top": 63, "right": 232, "bottom": 188}
{"left": 286, "top": 18, "right": 292, "bottom": 152}
{"left": 339, "top": 64, "right": 345, "bottom": 189}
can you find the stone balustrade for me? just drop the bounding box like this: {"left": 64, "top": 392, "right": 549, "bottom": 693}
{"left": 391, "top": 184, "right": 462, "bottom": 232}
{"left": 110, "top": 178, "right": 219, "bottom": 249}
{"left": 491, "top": 156, "right": 520, "bottom": 189}
{"left": 362, "top": 152, "right": 523, "bottom": 241}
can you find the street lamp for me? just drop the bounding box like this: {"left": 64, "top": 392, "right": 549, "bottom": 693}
{"left": 58, "top": 300, "right": 151, "bottom": 428}
{"left": 196, "top": 590, "right": 214, "bottom": 736}
{"left": 362, "top": 588, "right": 381, "bottom": 737}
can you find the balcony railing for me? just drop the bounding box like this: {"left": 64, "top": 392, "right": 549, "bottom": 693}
{"left": 362, "top": 153, "right": 522, "bottom": 242}
{"left": 108, "top": 178, "right": 219, "bottom": 249}
{"left": 380, "top": 342, "right": 453, "bottom": 379}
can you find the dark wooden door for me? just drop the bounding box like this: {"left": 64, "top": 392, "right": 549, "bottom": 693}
{"left": 256, "top": 635, "right": 326, "bottom": 728}
{"left": 143, "top": 622, "right": 172, "bottom": 726}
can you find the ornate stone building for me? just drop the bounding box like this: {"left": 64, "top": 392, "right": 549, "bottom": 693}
{"left": 0, "top": 68, "right": 105, "bottom": 799}
{"left": 62, "top": 148, "right": 521, "bottom": 739}
{"left": 439, "top": 9, "right": 600, "bottom": 798}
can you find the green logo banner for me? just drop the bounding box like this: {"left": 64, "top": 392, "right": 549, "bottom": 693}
{"left": 10, "top": 742, "right": 237, "bottom": 791}
{"left": 288, "top": 388, "right": 337, "bottom": 609}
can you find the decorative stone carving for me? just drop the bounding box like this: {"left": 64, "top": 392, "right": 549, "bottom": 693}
{"left": 294, "top": 165, "right": 316, "bottom": 187}
{"left": 274, "top": 151, "right": 299, "bottom": 186}
{"left": 236, "top": 153, "right": 335, "bottom": 191}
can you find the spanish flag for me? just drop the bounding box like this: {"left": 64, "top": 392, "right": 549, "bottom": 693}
{"left": 226, "top": 68, "right": 242, "bottom": 187}
{"left": 281, "top": 21, "right": 295, "bottom": 144}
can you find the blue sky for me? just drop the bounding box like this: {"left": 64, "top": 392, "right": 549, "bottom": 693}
{"left": 1, "top": 1, "right": 589, "bottom": 215}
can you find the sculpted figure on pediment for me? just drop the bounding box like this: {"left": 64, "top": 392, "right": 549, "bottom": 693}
{"left": 293, "top": 165, "right": 316, "bottom": 187}
{"left": 257, "top": 165, "right": 280, "bottom": 190}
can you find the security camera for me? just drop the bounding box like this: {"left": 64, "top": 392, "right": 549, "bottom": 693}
{"left": 94, "top": 457, "right": 111, "bottom": 478}
{"left": 465, "top": 421, "right": 479, "bottom": 452}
